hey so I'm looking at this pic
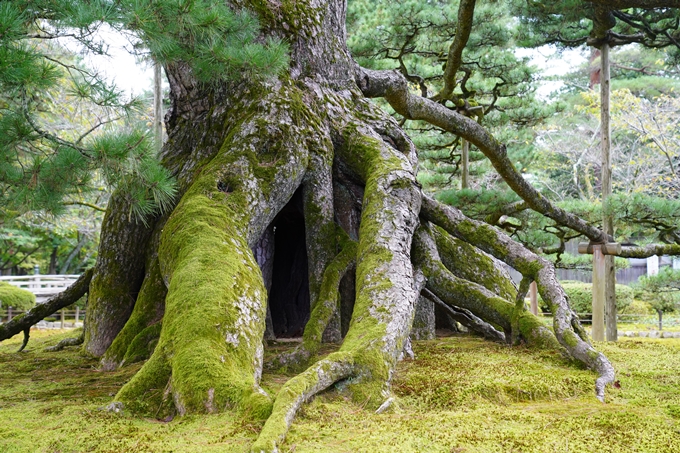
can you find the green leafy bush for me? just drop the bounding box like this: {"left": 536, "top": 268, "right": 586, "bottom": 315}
{"left": 0, "top": 281, "right": 36, "bottom": 310}
{"left": 539, "top": 281, "right": 633, "bottom": 315}
{"left": 623, "top": 299, "right": 654, "bottom": 316}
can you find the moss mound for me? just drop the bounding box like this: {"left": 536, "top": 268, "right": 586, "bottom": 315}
{"left": 0, "top": 281, "right": 36, "bottom": 310}
{"left": 2, "top": 331, "right": 680, "bottom": 452}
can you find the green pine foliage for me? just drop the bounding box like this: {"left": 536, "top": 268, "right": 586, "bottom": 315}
{"left": 637, "top": 268, "right": 680, "bottom": 293}
{"left": 347, "top": 0, "right": 553, "bottom": 193}
{"left": 0, "top": 0, "right": 288, "bottom": 224}
{"left": 635, "top": 268, "right": 680, "bottom": 326}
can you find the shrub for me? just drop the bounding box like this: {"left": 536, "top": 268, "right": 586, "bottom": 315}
{"left": 0, "top": 281, "right": 36, "bottom": 310}
{"left": 539, "top": 281, "right": 633, "bottom": 315}
{"left": 623, "top": 299, "right": 654, "bottom": 315}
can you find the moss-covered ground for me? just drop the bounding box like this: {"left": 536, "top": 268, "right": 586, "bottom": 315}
{"left": 1, "top": 329, "right": 678, "bottom": 452}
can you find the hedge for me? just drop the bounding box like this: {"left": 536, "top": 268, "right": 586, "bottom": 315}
{"left": 539, "top": 281, "right": 633, "bottom": 315}
{"left": 0, "top": 281, "right": 36, "bottom": 310}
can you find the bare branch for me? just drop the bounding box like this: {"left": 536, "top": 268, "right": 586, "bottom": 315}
{"left": 356, "top": 67, "right": 607, "bottom": 242}
{"left": 434, "top": 0, "right": 476, "bottom": 101}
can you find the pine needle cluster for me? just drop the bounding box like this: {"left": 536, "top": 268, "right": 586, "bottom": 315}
{"left": 0, "top": 0, "right": 288, "bottom": 224}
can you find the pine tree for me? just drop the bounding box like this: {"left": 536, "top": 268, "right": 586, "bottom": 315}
{"left": 5, "top": 2, "right": 680, "bottom": 452}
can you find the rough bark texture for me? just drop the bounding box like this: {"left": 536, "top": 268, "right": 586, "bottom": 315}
{"left": 36, "top": 0, "right": 620, "bottom": 451}
{"left": 83, "top": 193, "right": 152, "bottom": 357}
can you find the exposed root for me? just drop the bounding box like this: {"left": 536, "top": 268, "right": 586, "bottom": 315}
{"left": 84, "top": 192, "right": 154, "bottom": 357}
{"left": 422, "top": 288, "right": 506, "bottom": 343}
{"left": 420, "top": 195, "right": 615, "bottom": 401}
{"left": 101, "top": 258, "right": 166, "bottom": 370}
{"left": 17, "top": 328, "right": 30, "bottom": 352}
{"left": 253, "top": 121, "right": 423, "bottom": 451}
{"left": 45, "top": 332, "right": 84, "bottom": 352}
{"left": 268, "top": 233, "right": 357, "bottom": 371}
{"left": 432, "top": 226, "right": 517, "bottom": 301}
{"left": 415, "top": 224, "right": 560, "bottom": 351}
{"left": 252, "top": 352, "right": 355, "bottom": 452}
{"left": 112, "top": 83, "right": 321, "bottom": 417}
{"left": 302, "top": 145, "right": 338, "bottom": 342}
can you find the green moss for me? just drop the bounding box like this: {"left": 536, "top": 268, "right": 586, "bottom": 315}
{"left": 153, "top": 181, "right": 270, "bottom": 414}
{"left": 244, "top": 0, "right": 322, "bottom": 36}
{"left": 332, "top": 127, "right": 411, "bottom": 407}
{"left": 112, "top": 81, "right": 328, "bottom": 416}
{"left": 123, "top": 322, "right": 162, "bottom": 364}
{"left": 455, "top": 219, "right": 508, "bottom": 258}
{"left": 83, "top": 190, "right": 152, "bottom": 356}
{"left": 301, "top": 236, "right": 357, "bottom": 354}
{"left": 102, "top": 258, "right": 166, "bottom": 367}
{"left": 516, "top": 312, "right": 563, "bottom": 351}
{"left": 0, "top": 282, "right": 35, "bottom": 310}
{"left": 562, "top": 330, "right": 581, "bottom": 348}
{"left": 114, "top": 352, "right": 173, "bottom": 416}
{"left": 434, "top": 226, "right": 516, "bottom": 301}
{"left": 3, "top": 332, "right": 680, "bottom": 452}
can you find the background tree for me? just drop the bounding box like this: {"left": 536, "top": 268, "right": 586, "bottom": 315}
{"left": 635, "top": 268, "right": 680, "bottom": 329}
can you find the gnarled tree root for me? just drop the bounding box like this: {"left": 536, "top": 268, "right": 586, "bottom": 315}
{"left": 421, "top": 288, "right": 506, "bottom": 343}
{"left": 253, "top": 121, "right": 423, "bottom": 452}
{"left": 252, "top": 352, "right": 355, "bottom": 452}
{"left": 420, "top": 195, "right": 615, "bottom": 401}
{"left": 45, "top": 333, "right": 84, "bottom": 352}
{"left": 413, "top": 224, "right": 560, "bottom": 351}
{"left": 268, "top": 234, "right": 357, "bottom": 371}
{"left": 100, "top": 258, "right": 166, "bottom": 370}
{"left": 112, "top": 83, "right": 324, "bottom": 418}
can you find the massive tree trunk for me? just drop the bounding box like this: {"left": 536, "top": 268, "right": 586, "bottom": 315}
{"left": 76, "top": 0, "right": 615, "bottom": 451}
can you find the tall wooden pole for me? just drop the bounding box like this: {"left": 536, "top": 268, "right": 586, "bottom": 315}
{"left": 600, "top": 42, "right": 617, "bottom": 342}
{"left": 529, "top": 281, "right": 538, "bottom": 316}
{"left": 461, "top": 138, "right": 469, "bottom": 189}
{"left": 592, "top": 245, "right": 606, "bottom": 341}
{"left": 153, "top": 62, "right": 163, "bottom": 154}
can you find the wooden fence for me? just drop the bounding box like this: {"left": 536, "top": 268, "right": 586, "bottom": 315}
{"left": 0, "top": 274, "right": 80, "bottom": 303}
{"left": 0, "top": 307, "right": 85, "bottom": 328}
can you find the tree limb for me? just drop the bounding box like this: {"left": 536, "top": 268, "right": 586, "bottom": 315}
{"left": 356, "top": 67, "right": 607, "bottom": 242}
{"left": 619, "top": 244, "right": 680, "bottom": 258}
{"left": 434, "top": 0, "right": 477, "bottom": 101}
{"left": 421, "top": 288, "right": 506, "bottom": 343}
{"left": 0, "top": 269, "right": 92, "bottom": 343}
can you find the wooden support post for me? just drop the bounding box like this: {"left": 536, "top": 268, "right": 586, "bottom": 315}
{"left": 60, "top": 309, "right": 65, "bottom": 329}
{"left": 529, "top": 281, "right": 538, "bottom": 316}
{"left": 7, "top": 306, "right": 12, "bottom": 322}
{"left": 592, "top": 245, "right": 606, "bottom": 342}
{"left": 75, "top": 306, "right": 80, "bottom": 323}
{"left": 461, "top": 138, "right": 469, "bottom": 189}
{"left": 600, "top": 41, "right": 617, "bottom": 342}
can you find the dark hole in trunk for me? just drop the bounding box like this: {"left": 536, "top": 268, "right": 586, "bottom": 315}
{"left": 268, "top": 188, "right": 310, "bottom": 338}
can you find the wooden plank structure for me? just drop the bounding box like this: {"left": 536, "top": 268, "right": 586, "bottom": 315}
{"left": 0, "top": 275, "right": 80, "bottom": 303}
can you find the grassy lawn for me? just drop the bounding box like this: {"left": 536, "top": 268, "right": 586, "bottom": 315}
{"left": 1, "top": 329, "right": 679, "bottom": 452}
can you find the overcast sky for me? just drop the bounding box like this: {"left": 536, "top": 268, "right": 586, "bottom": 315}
{"left": 61, "top": 27, "right": 584, "bottom": 100}
{"left": 59, "top": 25, "right": 155, "bottom": 97}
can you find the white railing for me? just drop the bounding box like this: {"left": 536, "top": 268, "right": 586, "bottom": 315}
{"left": 0, "top": 274, "right": 80, "bottom": 302}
